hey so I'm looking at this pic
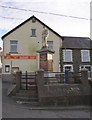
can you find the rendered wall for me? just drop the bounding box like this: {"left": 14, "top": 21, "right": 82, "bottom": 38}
{"left": 2, "top": 18, "right": 62, "bottom": 74}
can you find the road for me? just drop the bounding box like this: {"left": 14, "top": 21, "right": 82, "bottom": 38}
{"left": 1, "top": 75, "right": 91, "bottom": 119}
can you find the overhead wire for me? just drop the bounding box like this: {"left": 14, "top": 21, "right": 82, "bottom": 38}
{"left": 0, "top": 15, "right": 22, "bottom": 20}
{"left": 0, "top": 5, "right": 91, "bottom": 21}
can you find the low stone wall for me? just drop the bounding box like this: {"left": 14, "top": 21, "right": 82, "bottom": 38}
{"left": 3, "top": 71, "right": 21, "bottom": 96}
{"left": 36, "top": 70, "right": 90, "bottom": 106}
{"left": 8, "top": 70, "right": 91, "bottom": 106}
{"left": 2, "top": 74, "right": 13, "bottom": 83}
{"left": 39, "top": 95, "right": 90, "bottom": 106}
{"left": 38, "top": 84, "right": 90, "bottom": 106}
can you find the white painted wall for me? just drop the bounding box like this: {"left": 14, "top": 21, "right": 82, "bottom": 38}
{"left": 2, "top": 18, "right": 63, "bottom": 74}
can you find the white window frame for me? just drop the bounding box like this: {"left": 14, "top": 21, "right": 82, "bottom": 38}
{"left": 10, "top": 41, "right": 18, "bottom": 53}
{"left": 12, "top": 67, "right": 19, "bottom": 73}
{"left": 79, "top": 65, "right": 92, "bottom": 79}
{"left": 81, "top": 50, "right": 90, "bottom": 62}
{"left": 63, "top": 64, "right": 73, "bottom": 72}
{"left": 5, "top": 65, "right": 10, "bottom": 73}
{"left": 47, "top": 41, "right": 53, "bottom": 50}
{"left": 63, "top": 49, "right": 73, "bottom": 62}
{"left": 31, "top": 29, "right": 36, "bottom": 37}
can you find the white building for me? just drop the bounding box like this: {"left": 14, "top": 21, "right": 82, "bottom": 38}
{"left": 2, "top": 15, "right": 63, "bottom": 74}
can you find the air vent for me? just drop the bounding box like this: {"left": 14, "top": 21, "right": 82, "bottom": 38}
{"left": 32, "top": 18, "right": 36, "bottom": 23}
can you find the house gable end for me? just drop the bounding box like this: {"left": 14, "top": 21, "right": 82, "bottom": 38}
{"left": 1, "top": 15, "right": 64, "bottom": 40}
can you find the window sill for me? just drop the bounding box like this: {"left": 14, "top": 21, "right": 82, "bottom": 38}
{"left": 81, "top": 61, "right": 90, "bottom": 63}
{"left": 9, "top": 52, "right": 18, "bottom": 54}
{"left": 30, "top": 35, "right": 36, "bottom": 37}
{"left": 63, "top": 61, "right": 73, "bottom": 63}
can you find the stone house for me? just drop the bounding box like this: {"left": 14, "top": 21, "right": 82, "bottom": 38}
{"left": 60, "top": 36, "right": 92, "bottom": 79}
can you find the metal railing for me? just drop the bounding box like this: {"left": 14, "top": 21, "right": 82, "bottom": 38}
{"left": 20, "top": 71, "right": 37, "bottom": 90}
{"left": 44, "top": 72, "right": 81, "bottom": 84}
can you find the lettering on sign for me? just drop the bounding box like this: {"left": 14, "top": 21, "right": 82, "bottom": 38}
{"left": 4, "top": 56, "right": 37, "bottom": 60}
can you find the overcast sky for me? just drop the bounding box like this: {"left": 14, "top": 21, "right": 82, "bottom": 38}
{"left": 0, "top": 0, "right": 91, "bottom": 48}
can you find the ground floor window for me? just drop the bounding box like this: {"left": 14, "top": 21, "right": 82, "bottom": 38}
{"left": 12, "top": 67, "right": 19, "bottom": 73}
{"left": 79, "top": 65, "right": 92, "bottom": 79}
{"left": 63, "top": 64, "right": 73, "bottom": 72}
{"left": 5, "top": 65, "right": 10, "bottom": 73}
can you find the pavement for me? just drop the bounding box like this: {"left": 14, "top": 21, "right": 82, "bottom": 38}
{"left": 28, "top": 106, "right": 90, "bottom": 110}
{"left": 1, "top": 75, "right": 92, "bottom": 119}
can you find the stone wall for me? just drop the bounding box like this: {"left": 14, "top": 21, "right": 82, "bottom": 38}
{"left": 2, "top": 74, "right": 13, "bottom": 83}
{"left": 8, "top": 69, "right": 91, "bottom": 106}
{"left": 60, "top": 49, "right": 92, "bottom": 73}
{"left": 36, "top": 70, "right": 90, "bottom": 106}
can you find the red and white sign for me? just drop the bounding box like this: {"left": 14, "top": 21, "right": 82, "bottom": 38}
{"left": 4, "top": 55, "right": 37, "bottom": 60}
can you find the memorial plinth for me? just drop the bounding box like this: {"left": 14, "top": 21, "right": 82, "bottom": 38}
{"left": 37, "top": 46, "right": 54, "bottom": 71}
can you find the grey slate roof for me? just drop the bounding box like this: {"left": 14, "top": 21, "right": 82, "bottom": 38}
{"left": 62, "top": 36, "right": 92, "bottom": 49}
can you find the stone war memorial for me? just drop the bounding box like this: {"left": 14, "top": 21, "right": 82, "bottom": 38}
{"left": 37, "top": 26, "right": 55, "bottom": 72}
{"left": 7, "top": 26, "right": 91, "bottom": 106}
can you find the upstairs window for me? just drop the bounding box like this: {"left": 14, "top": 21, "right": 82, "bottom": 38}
{"left": 63, "top": 49, "right": 73, "bottom": 62}
{"left": 31, "top": 29, "right": 36, "bottom": 37}
{"left": 81, "top": 50, "right": 90, "bottom": 62}
{"left": 10, "top": 41, "right": 18, "bottom": 53}
{"left": 47, "top": 41, "right": 53, "bottom": 50}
